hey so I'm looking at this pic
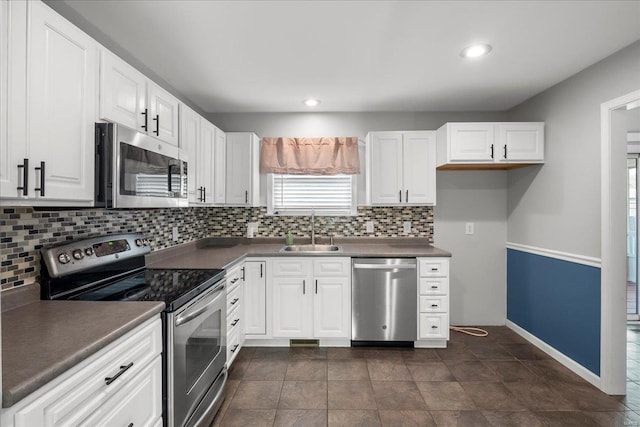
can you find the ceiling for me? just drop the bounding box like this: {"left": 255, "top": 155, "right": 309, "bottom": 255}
{"left": 53, "top": 0, "right": 640, "bottom": 113}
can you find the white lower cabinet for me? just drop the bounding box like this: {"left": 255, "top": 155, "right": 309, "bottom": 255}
{"left": 416, "top": 257, "right": 450, "bottom": 347}
{"left": 1, "top": 317, "right": 163, "bottom": 427}
{"left": 244, "top": 260, "right": 267, "bottom": 336}
{"left": 271, "top": 257, "right": 351, "bottom": 340}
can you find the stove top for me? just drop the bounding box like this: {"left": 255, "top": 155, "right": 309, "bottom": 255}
{"left": 69, "top": 268, "right": 226, "bottom": 312}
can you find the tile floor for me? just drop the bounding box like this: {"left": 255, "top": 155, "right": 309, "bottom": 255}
{"left": 212, "top": 326, "right": 640, "bottom": 426}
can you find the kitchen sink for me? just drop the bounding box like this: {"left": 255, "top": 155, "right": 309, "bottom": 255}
{"left": 280, "top": 244, "right": 343, "bottom": 253}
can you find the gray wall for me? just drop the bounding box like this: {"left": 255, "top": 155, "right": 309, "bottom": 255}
{"left": 209, "top": 111, "right": 509, "bottom": 325}
{"left": 507, "top": 41, "right": 640, "bottom": 257}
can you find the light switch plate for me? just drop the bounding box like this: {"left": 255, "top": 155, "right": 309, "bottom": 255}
{"left": 172, "top": 226, "right": 179, "bottom": 242}
{"left": 403, "top": 221, "right": 411, "bottom": 234}
{"left": 366, "top": 221, "right": 374, "bottom": 233}
{"left": 465, "top": 222, "right": 474, "bottom": 235}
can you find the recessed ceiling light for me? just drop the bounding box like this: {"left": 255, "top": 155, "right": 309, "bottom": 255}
{"left": 303, "top": 98, "right": 320, "bottom": 107}
{"left": 460, "top": 44, "right": 492, "bottom": 59}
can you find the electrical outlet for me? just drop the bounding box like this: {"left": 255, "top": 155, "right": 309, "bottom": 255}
{"left": 365, "top": 221, "right": 374, "bottom": 233}
{"left": 403, "top": 221, "right": 411, "bottom": 234}
{"left": 465, "top": 222, "right": 474, "bottom": 235}
{"left": 172, "top": 226, "right": 179, "bottom": 242}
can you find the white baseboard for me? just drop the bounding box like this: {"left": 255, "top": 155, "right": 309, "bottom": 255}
{"left": 506, "top": 320, "right": 601, "bottom": 389}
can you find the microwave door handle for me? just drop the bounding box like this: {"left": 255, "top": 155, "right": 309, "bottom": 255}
{"left": 167, "top": 164, "right": 174, "bottom": 193}
{"left": 175, "top": 285, "right": 225, "bottom": 326}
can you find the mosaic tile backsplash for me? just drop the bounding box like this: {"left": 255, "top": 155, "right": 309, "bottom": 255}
{"left": 0, "top": 206, "right": 433, "bottom": 290}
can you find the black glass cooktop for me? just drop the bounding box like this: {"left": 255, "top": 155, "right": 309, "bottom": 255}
{"left": 69, "top": 268, "right": 225, "bottom": 312}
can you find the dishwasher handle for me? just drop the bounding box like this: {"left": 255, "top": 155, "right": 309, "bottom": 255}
{"left": 353, "top": 263, "right": 416, "bottom": 270}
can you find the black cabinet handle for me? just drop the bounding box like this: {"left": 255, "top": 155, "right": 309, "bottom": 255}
{"left": 431, "top": 285, "right": 438, "bottom": 289}
{"left": 245, "top": 190, "right": 248, "bottom": 204}
{"left": 431, "top": 304, "right": 438, "bottom": 307}
{"left": 503, "top": 144, "right": 507, "bottom": 159}
{"left": 431, "top": 325, "right": 438, "bottom": 329}
{"left": 128, "top": 423, "right": 134, "bottom": 427}
{"left": 17, "top": 158, "right": 28, "bottom": 196}
{"left": 406, "top": 190, "right": 408, "bottom": 203}
{"left": 303, "top": 280, "right": 306, "bottom": 294}
{"left": 153, "top": 114, "right": 159, "bottom": 135}
{"left": 34, "top": 161, "right": 45, "bottom": 196}
{"left": 231, "top": 298, "right": 239, "bottom": 305}
{"left": 203, "top": 186, "right": 206, "bottom": 203}
{"left": 231, "top": 318, "right": 240, "bottom": 326}
{"left": 260, "top": 264, "right": 263, "bottom": 278}
{"left": 490, "top": 144, "right": 494, "bottom": 159}
{"left": 230, "top": 344, "right": 239, "bottom": 353}
{"left": 399, "top": 190, "right": 402, "bottom": 203}
{"left": 105, "top": 362, "right": 134, "bottom": 385}
{"left": 230, "top": 278, "right": 239, "bottom": 284}
{"left": 241, "top": 267, "right": 245, "bottom": 281}
{"left": 141, "top": 108, "right": 148, "bottom": 130}
{"left": 315, "top": 280, "right": 318, "bottom": 294}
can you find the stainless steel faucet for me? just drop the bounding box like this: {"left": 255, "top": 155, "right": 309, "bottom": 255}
{"left": 311, "top": 210, "right": 316, "bottom": 245}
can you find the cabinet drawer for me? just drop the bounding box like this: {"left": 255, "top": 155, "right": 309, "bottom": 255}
{"left": 419, "top": 295, "right": 448, "bottom": 313}
{"left": 313, "top": 258, "right": 350, "bottom": 277}
{"left": 227, "top": 265, "right": 242, "bottom": 291}
{"left": 79, "top": 356, "right": 162, "bottom": 427}
{"left": 227, "top": 284, "right": 241, "bottom": 314}
{"left": 227, "top": 328, "right": 241, "bottom": 366}
{"left": 419, "top": 278, "right": 449, "bottom": 295}
{"left": 272, "top": 259, "right": 311, "bottom": 277}
{"left": 6, "top": 318, "right": 161, "bottom": 427}
{"left": 418, "top": 258, "right": 449, "bottom": 277}
{"left": 419, "top": 314, "right": 449, "bottom": 340}
{"left": 227, "top": 310, "right": 242, "bottom": 336}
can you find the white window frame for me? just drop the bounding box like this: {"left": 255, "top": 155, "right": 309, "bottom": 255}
{"left": 267, "top": 173, "right": 358, "bottom": 216}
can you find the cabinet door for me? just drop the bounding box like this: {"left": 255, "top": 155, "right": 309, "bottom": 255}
{"left": 148, "top": 81, "right": 179, "bottom": 146}
{"left": 214, "top": 127, "right": 226, "bottom": 204}
{"left": 99, "top": 50, "right": 147, "bottom": 132}
{"left": 497, "top": 123, "right": 544, "bottom": 162}
{"left": 402, "top": 132, "right": 436, "bottom": 205}
{"left": 244, "top": 261, "right": 266, "bottom": 335}
{"left": 313, "top": 277, "right": 350, "bottom": 338}
{"left": 27, "top": 1, "right": 96, "bottom": 202}
{"left": 272, "top": 276, "right": 311, "bottom": 338}
{"left": 200, "top": 119, "right": 216, "bottom": 203}
{"left": 448, "top": 123, "right": 495, "bottom": 162}
{"left": 370, "top": 132, "right": 403, "bottom": 205}
{"left": 225, "top": 133, "right": 252, "bottom": 205}
{"left": 180, "top": 104, "right": 201, "bottom": 204}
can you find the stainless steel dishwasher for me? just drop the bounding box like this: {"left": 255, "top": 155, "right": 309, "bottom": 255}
{"left": 352, "top": 258, "right": 417, "bottom": 342}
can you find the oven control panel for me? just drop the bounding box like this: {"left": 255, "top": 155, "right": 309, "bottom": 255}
{"left": 41, "top": 233, "right": 152, "bottom": 278}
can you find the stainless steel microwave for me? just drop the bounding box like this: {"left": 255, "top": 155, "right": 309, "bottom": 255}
{"left": 95, "top": 123, "right": 188, "bottom": 208}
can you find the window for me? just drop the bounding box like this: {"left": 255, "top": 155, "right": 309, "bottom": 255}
{"left": 267, "top": 174, "right": 357, "bottom": 216}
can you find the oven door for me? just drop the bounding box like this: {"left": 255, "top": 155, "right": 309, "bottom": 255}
{"left": 168, "top": 280, "right": 227, "bottom": 427}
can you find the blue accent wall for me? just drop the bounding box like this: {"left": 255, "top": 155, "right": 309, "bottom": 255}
{"left": 507, "top": 249, "right": 601, "bottom": 375}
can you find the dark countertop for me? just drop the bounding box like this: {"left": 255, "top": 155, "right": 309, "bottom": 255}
{"left": 147, "top": 237, "right": 451, "bottom": 270}
{"left": 1, "top": 300, "right": 165, "bottom": 408}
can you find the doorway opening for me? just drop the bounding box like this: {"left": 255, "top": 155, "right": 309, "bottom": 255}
{"left": 628, "top": 155, "right": 639, "bottom": 320}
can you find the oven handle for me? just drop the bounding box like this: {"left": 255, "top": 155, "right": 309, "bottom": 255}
{"left": 175, "top": 283, "right": 225, "bottom": 327}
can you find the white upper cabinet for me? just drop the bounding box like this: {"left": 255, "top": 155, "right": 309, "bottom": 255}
{"left": 497, "top": 123, "right": 545, "bottom": 162}
{"left": 1, "top": 1, "right": 96, "bottom": 205}
{"left": 199, "top": 119, "right": 216, "bottom": 203}
{"left": 368, "top": 131, "right": 436, "bottom": 206}
{"left": 437, "top": 122, "right": 544, "bottom": 169}
{"left": 147, "top": 81, "right": 180, "bottom": 147}
{"left": 225, "top": 132, "right": 260, "bottom": 206}
{"left": 214, "top": 127, "right": 226, "bottom": 204}
{"left": 180, "top": 104, "right": 220, "bottom": 205}
{"left": 99, "top": 50, "right": 146, "bottom": 132}
{"left": 100, "top": 50, "right": 180, "bottom": 147}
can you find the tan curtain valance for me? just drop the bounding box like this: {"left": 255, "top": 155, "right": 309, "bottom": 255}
{"left": 260, "top": 137, "right": 360, "bottom": 175}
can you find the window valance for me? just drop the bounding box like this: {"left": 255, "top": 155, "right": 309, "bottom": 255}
{"left": 259, "top": 137, "right": 360, "bottom": 175}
